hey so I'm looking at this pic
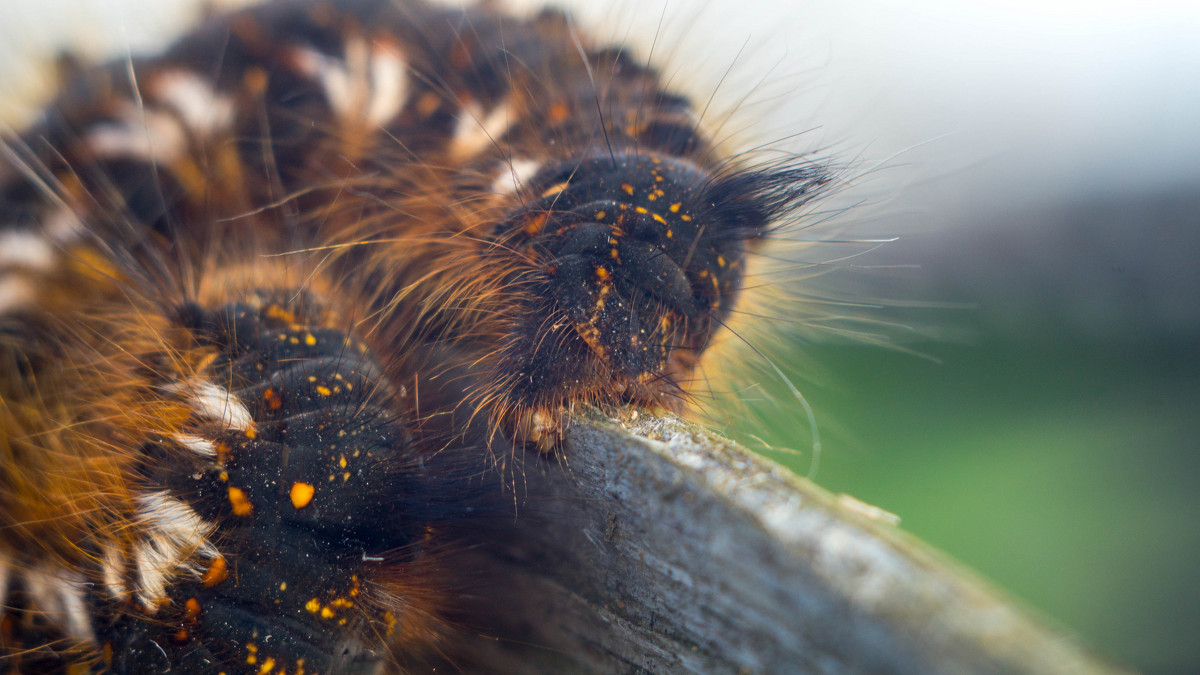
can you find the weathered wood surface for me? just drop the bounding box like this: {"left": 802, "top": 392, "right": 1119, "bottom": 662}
{"left": 442, "top": 410, "right": 1128, "bottom": 674}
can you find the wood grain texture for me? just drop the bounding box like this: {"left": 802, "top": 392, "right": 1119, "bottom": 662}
{"left": 446, "top": 410, "right": 1127, "bottom": 674}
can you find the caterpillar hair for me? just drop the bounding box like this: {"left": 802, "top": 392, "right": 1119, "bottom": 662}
{"left": 0, "top": 0, "right": 837, "bottom": 671}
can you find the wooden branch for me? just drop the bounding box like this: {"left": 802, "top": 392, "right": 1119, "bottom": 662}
{"left": 442, "top": 410, "right": 1127, "bottom": 674}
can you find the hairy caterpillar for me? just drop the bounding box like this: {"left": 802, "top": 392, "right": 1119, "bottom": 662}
{"left": 0, "top": 0, "right": 829, "bottom": 671}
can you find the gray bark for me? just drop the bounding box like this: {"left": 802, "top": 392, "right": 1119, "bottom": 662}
{"left": 442, "top": 410, "right": 1128, "bottom": 674}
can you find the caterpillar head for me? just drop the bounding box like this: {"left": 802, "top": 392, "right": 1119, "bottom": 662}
{"left": 487, "top": 150, "right": 829, "bottom": 441}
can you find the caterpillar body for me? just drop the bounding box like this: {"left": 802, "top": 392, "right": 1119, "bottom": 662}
{"left": 0, "top": 0, "right": 829, "bottom": 671}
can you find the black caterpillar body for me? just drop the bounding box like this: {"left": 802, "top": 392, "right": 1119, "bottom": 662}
{"left": 0, "top": 0, "right": 828, "bottom": 671}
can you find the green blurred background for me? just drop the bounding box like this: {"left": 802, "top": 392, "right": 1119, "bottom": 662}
{"left": 734, "top": 189, "right": 1200, "bottom": 674}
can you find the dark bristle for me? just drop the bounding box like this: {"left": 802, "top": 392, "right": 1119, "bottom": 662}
{"left": 701, "top": 160, "right": 834, "bottom": 234}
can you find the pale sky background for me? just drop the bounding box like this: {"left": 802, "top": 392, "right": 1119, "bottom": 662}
{"left": 3, "top": 0, "right": 1199, "bottom": 214}
{"left": 3, "top": 0, "right": 1199, "bottom": 337}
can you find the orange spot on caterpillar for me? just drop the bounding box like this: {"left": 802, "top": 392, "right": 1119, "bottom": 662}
{"left": 228, "top": 487, "right": 254, "bottom": 516}
{"left": 265, "top": 305, "right": 296, "bottom": 324}
{"left": 203, "top": 557, "right": 229, "bottom": 587}
{"left": 540, "top": 181, "right": 570, "bottom": 198}
{"left": 290, "top": 482, "right": 315, "bottom": 509}
{"left": 184, "top": 598, "right": 202, "bottom": 622}
{"left": 547, "top": 101, "right": 570, "bottom": 123}
{"left": 243, "top": 66, "right": 268, "bottom": 95}
{"left": 416, "top": 91, "right": 441, "bottom": 117}
{"left": 523, "top": 212, "right": 549, "bottom": 236}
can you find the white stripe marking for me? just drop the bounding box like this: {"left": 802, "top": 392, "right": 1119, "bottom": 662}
{"left": 85, "top": 103, "right": 187, "bottom": 164}
{"left": 171, "top": 380, "right": 254, "bottom": 431}
{"left": 293, "top": 38, "right": 410, "bottom": 128}
{"left": 134, "top": 491, "right": 218, "bottom": 607}
{"left": 173, "top": 432, "right": 218, "bottom": 457}
{"left": 101, "top": 544, "right": 127, "bottom": 599}
{"left": 452, "top": 100, "right": 516, "bottom": 158}
{"left": 151, "top": 70, "right": 235, "bottom": 136}
{"left": 366, "top": 43, "right": 409, "bottom": 126}
{"left": 0, "top": 231, "right": 55, "bottom": 271}
{"left": 324, "top": 39, "right": 362, "bottom": 121}
{"left": 136, "top": 491, "right": 218, "bottom": 555}
{"left": 491, "top": 158, "right": 543, "bottom": 196}
{"left": 133, "top": 541, "right": 172, "bottom": 610}
{"left": 43, "top": 207, "right": 86, "bottom": 244}
{"left": 23, "top": 567, "right": 94, "bottom": 643}
{"left": 292, "top": 44, "right": 359, "bottom": 120}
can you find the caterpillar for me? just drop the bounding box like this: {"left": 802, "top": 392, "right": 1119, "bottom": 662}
{"left": 0, "top": 0, "right": 830, "bottom": 672}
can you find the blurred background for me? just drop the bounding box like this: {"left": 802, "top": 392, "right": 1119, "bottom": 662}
{"left": 3, "top": 0, "right": 1198, "bottom": 672}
